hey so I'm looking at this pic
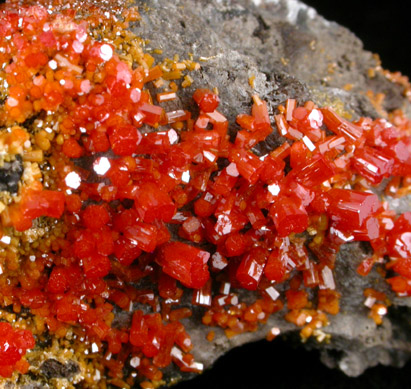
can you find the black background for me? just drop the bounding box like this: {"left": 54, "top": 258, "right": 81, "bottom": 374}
{"left": 304, "top": 0, "right": 410, "bottom": 76}
{"left": 175, "top": 1, "right": 410, "bottom": 389}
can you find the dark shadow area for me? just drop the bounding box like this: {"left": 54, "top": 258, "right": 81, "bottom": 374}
{"left": 174, "top": 336, "right": 411, "bottom": 389}
{"left": 303, "top": 0, "right": 411, "bottom": 76}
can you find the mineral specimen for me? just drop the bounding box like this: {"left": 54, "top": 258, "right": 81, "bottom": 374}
{"left": 0, "top": 0, "right": 410, "bottom": 388}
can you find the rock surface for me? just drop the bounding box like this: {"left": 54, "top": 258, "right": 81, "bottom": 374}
{"left": 0, "top": 156, "right": 23, "bottom": 194}
{"left": 131, "top": 0, "right": 411, "bottom": 383}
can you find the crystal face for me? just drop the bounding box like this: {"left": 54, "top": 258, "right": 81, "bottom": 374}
{"left": 326, "top": 189, "right": 380, "bottom": 230}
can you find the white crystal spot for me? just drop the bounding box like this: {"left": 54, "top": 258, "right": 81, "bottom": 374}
{"left": 168, "top": 129, "right": 178, "bottom": 144}
{"left": 65, "top": 171, "right": 81, "bottom": 189}
{"left": 268, "top": 183, "right": 280, "bottom": 196}
{"left": 321, "top": 266, "right": 335, "bottom": 290}
{"left": 93, "top": 157, "right": 111, "bottom": 176}
{"left": 130, "top": 356, "right": 141, "bottom": 368}
{"left": 100, "top": 44, "right": 113, "bottom": 61}
{"left": 364, "top": 296, "right": 376, "bottom": 308}
{"left": 265, "top": 286, "right": 280, "bottom": 301}
{"left": 203, "top": 151, "right": 216, "bottom": 162}
{"left": 226, "top": 163, "right": 239, "bottom": 177}
{"left": 48, "top": 60, "right": 57, "bottom": 70}
{"left": 302, "top": 135, "right": 316, "bottom": 152}
{"left": 377, "top": 306, "right": 387, "bottom": 315}
{"left": 181, "top": 170, "right": 191, "bottom": 183}
{"left": 91, "top": 343, "right": 99, "bottom": 353}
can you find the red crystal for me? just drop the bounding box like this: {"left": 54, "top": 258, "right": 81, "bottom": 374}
{"left": 264, "top": 249, "right": 287, "bottom": 282}
{"left": 113, "top": 236, "right": 142, "bottom": 266}
{"left": 275, "top": 113, "right": 288, "bottom": 136}
{"left": 326, "top": 189, "right": 380, "bottom": 231}
{"left": 10, "top": 188, "right": 65, "bottom": 231}
{"left": 62, "top": 138, "right": 84, "bottom": 158}
{"left": 237, "top": 114, "right": 256, "bottom": 132}
{"left": 0, "top": 322, "right": 35, "bottom": 378}
{"left": 386, "top": 276, "right": 411, "bottom": 296}
{"left": 193, "top": 89, "right": 220, "bottom": 113}
{"left": 393, "top": 258, "right": 411, "bottom": 279}
{"left": 130, "top": 310, "right": 149, "bottom": 347}
{"left": 134, "top": 182, "right": 176, "bottom": 223}
{"left": 2, "top": 3, "right": 411, "bottom": 382}
{"left": 123, "top": 221, "right": 158, "bottom": 252}
{"left": 214, "top": 211, "right": 248, "bottom": 236}
{"left": 352, "top": 146, "right": 394, "bottom": 185}
{"left": 225, "top": 232, "right": 250, "bottom": 257}
{"left": 236, "top": 248, "right": 269, "bottom": 290}
{"left": 109, "top": 124, "right": 142, "bottom": 156}
{"left": 286, "top": 290, "right": 308, "bottom": 310}
{"left": 350, "top": 217, "right": 380, "bottom": 241}
{"left": 251, "top": 97, "right": 271, "bottom": 131}
{"left": 192, "top": 279, "right": 212, "bottom": 307}
{"left": 210, "top": 252, "right": 229, "bottom": 272}
{"left": 212, "top": 167, "right": 238, "bottom": 196}
{"left": 157, "top": 242, "right": 210, "bottom": 289}
{"left": 136, "top": 131, "right": 171, "bottom": 154}
{"left": 179, "top": 216, "right": 204, "bottom": 243}
{"left": 317, "top": 135, "right": 345, "bottom": 156}
{"left": 290, "top": 155, "right": 335, "bottom": 187}
{"left": 82, "top": 204, "right": 110, "bottom": 230}
{"left": 83, "top": 254, "right": 111, "bottom": 278}
{"left": 387, "top": 212, "right": 411, "bottom": 259}
{"left": 166, "top": 109, "right": 189, "bottom": 124}
{"left": 269, "top": 196, "right": 309, "bottom": 237}
{"left": 229, "top": 148, "right": 264, "bottom": 184}
{"left": 321, "top": 107, "right": 363, "bottom": 144}
{"left": 385, "top": 138, "right": 411, "bottom": 176}
{"left": 260, "top": 157, "right": 285, "bottom": 184}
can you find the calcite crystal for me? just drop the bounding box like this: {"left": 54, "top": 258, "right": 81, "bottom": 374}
{"left": 0, "top": 0, "right": 410, "bottom": 387}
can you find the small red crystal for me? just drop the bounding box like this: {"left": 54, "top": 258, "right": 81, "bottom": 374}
{"left": 269, "top": 196, "right": 309, "bottom": 237}
{"left": 352, "top": 146, "right": 394, "bottom": 185}
{"left": 123, "top": 221, "right": 158, "bottom": 253}
{"left": 134, "top": 182, "right": 176, "bottom": 223}
{"left": 109, "top": 124, "right": 142, "bottom": 156}
{"left": 82, "top": 204, "right": 110, "bottom": 230}
{"left": 236, "top": 247, "right": 269, "bottom": 290}
{"left": 321, "top": 107, "right": 363, "bottom": 143}
{"left": 387, "top": 212, "right": 411, "bottom": 259}
{"left": 0, "top": 322, "right": 35, "bottom": 378}
{"left": 157, "top": 242, "right": 210, "bottom": 289}
{"left": 326, "top": 189, "right": 380, "bottom": 231}
{"left": 264, "top": 249, "right": 287, "bottom": 282}
{"left": 193, "top": 89, "right": 220, "bottom": 113}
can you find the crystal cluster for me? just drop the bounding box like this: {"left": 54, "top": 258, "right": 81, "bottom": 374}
{"left": 0, "top": 0, "right": 410, "bottom": 386}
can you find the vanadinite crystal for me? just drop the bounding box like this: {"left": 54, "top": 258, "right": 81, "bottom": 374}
{"left": 0, "top": 0, "right": 411, "bottom": 386}
{"left": 0, "top": 322, "right": 35, "bottom": 378}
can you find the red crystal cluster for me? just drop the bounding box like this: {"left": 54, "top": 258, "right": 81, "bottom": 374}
{"left": 0, "top": 322, "right": 35, "bottom": 378}
{"left": 0, "top": 1, "right": 411, "bottom": 385}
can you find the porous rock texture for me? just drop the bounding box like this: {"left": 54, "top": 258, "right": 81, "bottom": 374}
{"left": 2, "top": 0, "right": 411, "bottom": 387}
{"left": 132, "top": 0, "right": 411, "bottom": 383}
